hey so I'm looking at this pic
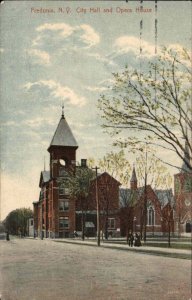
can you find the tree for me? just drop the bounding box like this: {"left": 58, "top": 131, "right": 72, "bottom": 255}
{"left": 98, "top": 47, "right": 192, "bottom": 171}
{"left": 4, "top": 208, "right": 33, "bottom": 236}
{"left": 98, "top": 150, "right": 131, "bottom": 186}
{"left": 119, "top": 188, "right": 136, "bottom": 242}
{"left": 89, "top": 151, "right": 131, "bottom": 239}
{"left": 68, "top": 166, "right": 95, "bottom": 240}
{"left": 135, "top": 147, "right": 172, "bottom": 241}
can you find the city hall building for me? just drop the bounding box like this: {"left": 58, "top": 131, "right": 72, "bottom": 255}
{"left": 33, "top": 110, "right": 120, "bottom": 238}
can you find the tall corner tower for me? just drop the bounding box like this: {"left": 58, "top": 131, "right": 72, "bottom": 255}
{"left": 48, "top": 108, "right": 78, "bottom": 179}
{"left": 47, "top": 107, "right": 78, "bottom": 238}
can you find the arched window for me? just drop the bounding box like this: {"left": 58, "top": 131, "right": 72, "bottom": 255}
{"left": 148, "top": 206, "right": 155, "bottom": 225}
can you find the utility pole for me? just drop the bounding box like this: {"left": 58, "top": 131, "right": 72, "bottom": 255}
{"left": 143, "top": 143, "right": 148, "bottom": 243}
{"left": 92, "top": 166, "right": 100, "bottom": 246}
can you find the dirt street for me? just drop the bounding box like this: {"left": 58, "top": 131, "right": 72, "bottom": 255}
{"left": 0, "top": 238, "right": 191, "bottom": 300}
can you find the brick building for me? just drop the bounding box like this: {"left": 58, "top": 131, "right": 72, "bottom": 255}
{"left": 33, "top": 110, "right": 120, "bottom": 238}
{"left": 174, "top": 140, "right": 192, "bottom": 236}
{"left": 120, "top": 167, "right": 174, "bottom": 237}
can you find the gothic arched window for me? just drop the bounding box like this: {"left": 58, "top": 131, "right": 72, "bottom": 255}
{"left": 148, "top": 206, "right": 155, "bottom": 225}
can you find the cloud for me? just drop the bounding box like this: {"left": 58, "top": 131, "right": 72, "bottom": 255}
{"left": 34, "top": 22, "right": 100, "bottom": 49}
{"left": 27, "top": 49, "right": 51, "bottom": 65}
{"left": 85, "top": 77, "right": 116, "bottom": 93}
{"left": 114, "top": 36, "right": 158, "bottom": 58}
{"left": 87, "top": 52, "right": 115, "bottom": 65}
{"left": 24, "top": 116, "right": 55, "bottom": 128}
{"left": 85, "top": 86, "right": 108, "bottom": 92}
{"left": 0, "top": 48, "right": 4, "bottom": 53}
{"left": 79, "top": 24, "right": 100, "bottom": 48}
{"left": 1, "top": 121, "right": 18, "bottom": 127}
{"left": 24, "top": 80, "right": 86, "bottom": 106}
{"left": 36, "top": 22, "right": 74, "bottom": 37}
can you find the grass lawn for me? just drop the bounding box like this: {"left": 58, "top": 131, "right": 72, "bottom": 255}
{"left": 143, "top": 242, "right": 191, "bottom": 250}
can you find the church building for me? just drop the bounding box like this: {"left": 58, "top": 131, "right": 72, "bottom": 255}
{"left": 120, "top": 167, "right": 174, "bottom": 237}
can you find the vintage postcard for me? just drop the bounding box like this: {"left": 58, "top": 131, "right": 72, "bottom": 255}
{"left": 0, "top": 1, "right": 191, "bottom": 299}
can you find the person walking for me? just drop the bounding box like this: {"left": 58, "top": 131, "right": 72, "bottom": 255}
{"left": 127, "top": 232, "right": 131, "bottom": 247}
{"left": 130, "top": 233, "right": 134, "bottom": 247}
{"left": 6, "top": 231, "right": 10, "bottom": 241}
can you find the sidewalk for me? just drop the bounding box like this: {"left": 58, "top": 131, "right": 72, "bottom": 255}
{"left": 53, "top": 238, "right": 191, "bottom": 260}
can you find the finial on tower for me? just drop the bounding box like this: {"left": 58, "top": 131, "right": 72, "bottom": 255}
{"left": 61, "top": 103, "right": 64, "bottom": 119}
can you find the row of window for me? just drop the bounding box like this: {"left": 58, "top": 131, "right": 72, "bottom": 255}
{"left": 58, "top": 217, "right": 116, "bottom": 230}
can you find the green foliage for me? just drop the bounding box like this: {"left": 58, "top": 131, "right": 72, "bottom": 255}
{"left": 98, "top": 150, "right": 131, "bottom": 186}
{"left": 135, "top": 149, "right": 172, "bottom": 189}
{"left": 4, "top": 208, "right": 33, "bottom": 235}
{"left": 68, "top": 167, "right": 95, "bottom": 199}
{"left": 98, "top": 47, "right": 192, "bottom": 171}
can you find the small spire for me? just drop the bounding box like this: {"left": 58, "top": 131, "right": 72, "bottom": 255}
{"left": 61, "top": 103, "right": 64, "bottom": 119}
{"left": 130, "top": 164, "right": 137, "bottom": 190}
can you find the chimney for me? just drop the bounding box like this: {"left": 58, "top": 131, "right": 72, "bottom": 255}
{"left": 81, "top": 159, "right": 87, "bottom": 167}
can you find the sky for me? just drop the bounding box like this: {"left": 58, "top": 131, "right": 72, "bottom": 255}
{"left": 0, "top": 0, "right": 191, "bottom": 220}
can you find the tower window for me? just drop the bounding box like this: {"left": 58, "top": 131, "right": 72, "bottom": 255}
{"left": 59, "top": 159, "right": 66, "bottom": 166}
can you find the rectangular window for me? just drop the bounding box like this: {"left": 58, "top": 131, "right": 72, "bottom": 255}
{"left": 59, "top": 217, "right": 69, "bottom": 229}
{"left": 30, "top": 220, "right": 33, "bottom": 226}
{"left": 59, "top": 200, "right": 69, "bottom": 211}
{"left": 59, "top": 182, "right": 69, "bottom": 195}
{"left": 64, "top": 188, "right": 70, "bottom": 195}
{"left": 108, "top": 218, "right": 115, "bottom": 229}
{"left": 59, "top": 188, "right": 65, "bottom": 195}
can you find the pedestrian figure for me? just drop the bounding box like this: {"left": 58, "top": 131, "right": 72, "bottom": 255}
{"left": 6, "top": 231, "right": 10, "bottom": 241}
{"left": 135, "top": 233, "right": 141, "bottom": 247}
{"left": 127, "top": 232, "right": 132, "bottom": 247}
{"left": 137, "top": 233, "right": 141, "bottom": 247}
{"left": 130, "top": 233, "right": 134, "bottom": 247}
{"left": 135, "top": 233, "right": 138, "bottom": 246}
{"left": 74, "top": 231, "right": 78, "bottom": 238}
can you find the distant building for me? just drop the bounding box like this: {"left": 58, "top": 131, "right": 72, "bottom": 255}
{"left": 120, "top": 167, "right": 174, "bottom": 237}
{"left": 27, "top": 218, "right": 34, "bottom": 237}
{"left": 33, "top": 109, "right": 120, "bottom": 238}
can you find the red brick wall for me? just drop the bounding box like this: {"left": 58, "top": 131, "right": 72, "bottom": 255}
{"left": 174, "top": 172, "right": 192, "bottom": 234}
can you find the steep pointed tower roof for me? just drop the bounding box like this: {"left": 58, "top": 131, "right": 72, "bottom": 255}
{"left": 130, "top": 165, "right": 138, "bottom": 190}
{"left": 48, "top": 108, "right": 78, "bottom": 151}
